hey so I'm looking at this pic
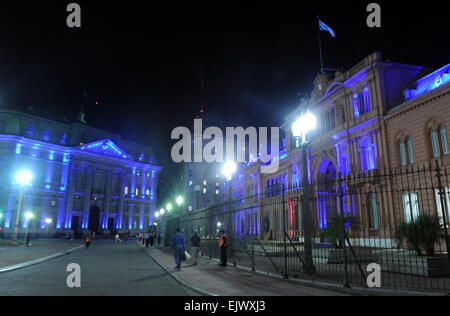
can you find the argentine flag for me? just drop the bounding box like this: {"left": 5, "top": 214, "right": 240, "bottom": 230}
{"left": 319, "top": 19, "right": 336, "bottom": 38}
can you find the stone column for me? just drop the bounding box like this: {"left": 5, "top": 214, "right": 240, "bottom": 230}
{"left": 118, "top": 169, "right": 126, "bottom": 229}
{"left": 63, "top": 162, "right": 76, "bottom": 229}
{"left": 103, "top": 171, "right": 113, "bottom": 229}
{"left": 82, "top": 166, "right": 94, "bottom": 229}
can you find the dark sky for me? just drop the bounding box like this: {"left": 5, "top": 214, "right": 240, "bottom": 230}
{"left": 0, "top": 0, "right": 448, "bottom": 200}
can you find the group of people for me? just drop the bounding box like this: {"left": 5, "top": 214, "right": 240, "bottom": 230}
{"left": 139, "top": 232, "right": 161, "bottom": 248}
{"left": 171, "top": 229, "right": 228, "bottom": 271}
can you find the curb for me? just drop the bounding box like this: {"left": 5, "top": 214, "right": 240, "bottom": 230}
{"left": 137, "top": 243, "right": 217, "bottom": 296}
{"left": 206, "top": 257, "right": 448, "bottom": 297}
{"left": 0, "top": 245, "right": 84, "bottom": 274}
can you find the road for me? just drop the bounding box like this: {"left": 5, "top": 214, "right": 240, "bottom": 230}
{"left": 0, "top": 240, "right": 199, "bottom": 296}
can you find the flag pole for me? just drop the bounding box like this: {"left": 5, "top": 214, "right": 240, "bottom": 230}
{"left": 317, "top": 16, "right": 324, "bottom": 74}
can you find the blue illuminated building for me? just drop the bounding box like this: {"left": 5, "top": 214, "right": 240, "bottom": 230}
{"left": 0, "top": 107, "right": 162, "bottom": 238}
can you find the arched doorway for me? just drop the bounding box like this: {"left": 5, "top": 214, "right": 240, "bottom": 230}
{"left": 317, "top": 160, "right": 337, "bottom": 229}
{"left": 88, "top": 205, "right": 101, "bottom": 234}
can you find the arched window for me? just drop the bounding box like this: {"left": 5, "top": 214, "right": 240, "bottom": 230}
{"left": 358, "top": 92, "right": 366, "bottom": 116}
{"left": 406, "top": 137, "right": 414, "bottom": 164}
{"left": 369, "top": 192, "right": 379, "bottom": 230}
{"left": 439, "top": 126, "right": 449, "bottom": 155}
{"left": 399, "top": 140, "right": 407, "bottom": 166}
{"left": 330, "top": 107, "right": 336, "bottom": 130}
{"left": 430, "top": 128, "right": 440, "bottom": 158}
{"left": 359, "top": 137, "right": 376, "bottom": 171}
{"left": 25, "top": 126, "right": 35, "bottom": 138}
{"left": 43, "top": 130, "right": 52, "bottom": 142}
{"left": 363, "top": 87, "right": 371, "bottom": 113}
{"left": 353, "top": 94, "right": 359, "bottom": 118}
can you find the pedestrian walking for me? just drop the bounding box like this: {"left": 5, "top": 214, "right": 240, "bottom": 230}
{"left": 124, "top": 231, "right": 129, "bottom": 245}
{"left": 171, "top": 228, "right": 186, "bottom": 271}
{"left": 149, "top": 232, "right": 155, "bottom": 247}
{"left": 157, "top": 233, "right": 161, "bottom": 246}
{"left": 85, "top": 235, "right": 92, "bottom": 249}
{"left": 190, "top": 230, "right": 201, "bottom": 265}
{"left": 218, "top": 230, "right": 228, "bottom": 266}
{"left": 142, "top": 232, "right": 146, "bottom": 245}
{"left": 115, "top": 233, "right": 120, "bottom": 243}
{"left": 145, "top": 232, "right": 150, "bottom": 248}
{"left": 25, "top": 233, "right": 31, "bottom": 247}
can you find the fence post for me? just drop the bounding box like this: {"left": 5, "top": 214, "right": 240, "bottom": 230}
{"left": 435, "top": 160, "right": 450, "bottom": 263}
{"left": 282, "top": 183, "right": 288, "bottom": 278}
{"left": 251, "top": 234, "right": 255, "bottom": 272}
{"left": 338, "top": 173, "right": 350, "bottom": 288}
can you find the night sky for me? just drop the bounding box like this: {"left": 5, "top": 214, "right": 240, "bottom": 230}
{"left": 0, "top": 1, "right": 448, "bottom": 201}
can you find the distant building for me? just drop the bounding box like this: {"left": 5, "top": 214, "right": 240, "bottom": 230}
{"left": 0, "top": 107, "right": 162, "bottom": 238}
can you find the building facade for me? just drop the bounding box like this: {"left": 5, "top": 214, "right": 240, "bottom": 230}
{"left": 228, "top": 52, "right": 450, "bottom": 244}
{"left": 0, "top": 107, "right": 162, "bottom": 238}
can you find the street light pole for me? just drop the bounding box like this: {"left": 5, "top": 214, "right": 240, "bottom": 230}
{"left": 12, "top": 185, "right": 24, "bottom": 245}
{"left": 292, "top": 112, "right": 317, "bottom": 275}
{"left": 300, "top": 141, "right": 316, "bottom": 275}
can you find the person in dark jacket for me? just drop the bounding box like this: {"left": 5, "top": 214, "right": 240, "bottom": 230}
{"left": 171, "top": 228, "right": 186, "bottom": 271}
{"left": 157, "top": 234, "right": 161, "bottom": 246}
{"left": 218, "top": 230, "right": 228, "bottom": 266}
{"left": 190, "top": 230, "right": 201, "bottom": 265}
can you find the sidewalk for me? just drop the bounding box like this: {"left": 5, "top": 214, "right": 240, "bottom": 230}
{"left": 0, "top": 239, "right": 84, "bottom": 269}
{"left": 139, "top": 244, "right": 348, "bottom": 296}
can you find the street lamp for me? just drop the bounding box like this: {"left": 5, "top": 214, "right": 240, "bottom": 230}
{"left": 159, "top": 208, "right": 165, "bottom": 216}
{"left": 176, "top": 196, "right": 184, "bottom": 207}
{"left": 45, "top": 218, "right": 52, "bottom": 239}
{"left": 166, "top": 203, "right": 173, "bottom": 212}
{"left": 292, "top": 112, "right": 317, "bottom": 275}
{"left": 155, "top": 211, "right": 160, "bottom": 218}
{"left": 12, "top": 170, "right": 33, "bottom": 245}
{"left": 222, "top": 161, "right": 237, "bottom": 266}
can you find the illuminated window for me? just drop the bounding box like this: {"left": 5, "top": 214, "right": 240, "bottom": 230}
{"left": 139, "top": 153, "right": 145, "bottom": 162}
{"left": 25, "top": 126, "right": 35, "bottom": 138}
{"left": 353, "top": 94, "right": 360, "bottom": 118}
{"left": 402, "top": 192, "right": 419, "bottom": 223}
{"left": 216, "top": 189, "right": 220, "bottom": 195}
{"left": 146, "top": 172, "right": 150, "bottom": 177}
{"left": 136, "top": 188, "right": 139, "bottom": 195}
{"left": 440, "top": 126, "right": 449, "bottom": 155}
{"left": 407, "top": 137, "right": 414, "bottom": 164}
{"left": 189, "top": 180, "right": 193, "bottom": 186}
{"left": 430, "top": 128, "right": 440, "bottom": 158}
{"left": 216, "top": 182, "right": 219, "bottom": 187}
{"left": 203, "top": 180, "right": 207, "bottom": 186}
{"left": 146, "top": 189, "right": 150, "bottom": 196}
{"left": 359, "top": 137, "right": 375, "bottom": 171}
{"left": 399, "top": 140, "right": 407, "bottom": 166}
{"left": 369, "top": 192, "right": 379, "bottom": 230}
{"left": 137, "top": 170, "right": 141, "bottom": 176}
{"left": 43, "top": 130, "right": 52, "bottom": 142}
{"left": 125, "top": 186, "right": 129, "bottom": 195}
{"left": 202, "top": 188, "right": 207, "bottom": 194}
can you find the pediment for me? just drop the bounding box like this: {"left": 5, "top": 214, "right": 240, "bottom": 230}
{"left": 78, "top": 139, "right": 128, "bottom": 159}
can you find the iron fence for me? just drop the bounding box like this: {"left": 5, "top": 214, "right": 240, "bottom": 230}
{"left": 161, "top": 161, "right": 450, "bottom": 293}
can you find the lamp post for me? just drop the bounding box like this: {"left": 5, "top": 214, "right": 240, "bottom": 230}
{"left": 45, "top": 218, "right": 52, "bottom": 240}
{"left": 292, "top": 112, "right": 317, "bottom": 275}
{"left": 24, "top": 211, "right": 34, "bottom": 243}
{"left": 12, "top": 170, "right": 33, "bottom": 245}
{"left": 222, "top": 161, "right": 237, "bottom": 266}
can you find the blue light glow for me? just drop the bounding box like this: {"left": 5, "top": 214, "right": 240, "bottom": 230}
{"left": 15, "top": 144, "right": 22, "bottom": 154}
{"left": 49, "top": 151, "right": 54, "bottom": 160}
{"left": 403, "top": 64, "right": 450, "bottom": 102}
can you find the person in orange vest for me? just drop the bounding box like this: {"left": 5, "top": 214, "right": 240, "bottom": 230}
{"left": 85, "top": 235, "right": 92, "bottom": 249}
{"left": 218, "top": 229, "right": 228, "bottom": 266}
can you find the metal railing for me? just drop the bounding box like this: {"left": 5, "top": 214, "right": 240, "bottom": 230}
{"left": 161, "top": 161, "right": 450, "bottom": 292}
